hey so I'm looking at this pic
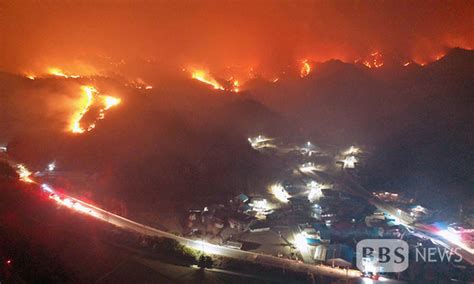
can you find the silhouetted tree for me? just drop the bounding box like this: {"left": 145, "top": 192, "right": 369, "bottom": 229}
{"left": 197, "top": 254, "right": 213, "bottom": 269}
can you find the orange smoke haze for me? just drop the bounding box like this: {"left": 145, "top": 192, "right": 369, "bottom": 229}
{"left": 1, "top": 1, "right": 473, "bottom": 75}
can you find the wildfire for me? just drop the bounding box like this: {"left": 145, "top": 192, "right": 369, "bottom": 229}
{"left": 25, "top": 73, "right": 36, "bottom": 80}
{"left": 435, "top": 53, "right": 446, "bottom": 61}
{"left": 71, "top": 86, "right": 95, "bottom": 133}
{"left": 232, "top": 80, "right": 240, "bottom": 92}
{"left": 125, "top": 78, "right": 153, "bottom": 90}
{"left": 362, "top": 52, "right": 384, "bottom": 69}
{"left": 191, "top": 69, "right": 224, "bottom": 90}
{"left": 47, "top": 67, "right": 81, "bottom": 78}
{"left": 70, "top": 86, "right": 121, "bottom": 134}
{"left": 102, "top": 96, "right": 121, "bottom": 110}
{"left": 97, "top": 96, "right": 121, "bottom": 121}
{"left": 300, "top": 59, "right": 311, "bottom": 78}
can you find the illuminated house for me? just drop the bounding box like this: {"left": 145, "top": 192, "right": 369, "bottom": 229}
{"left": 235, "top": 193, "right": 249, "bottom": 204}
{"left": 314, "top": 244, "right": 353, "bottom": 267}
{"left": 341, "top": 156, "right": 357, "bottom": 169}
{"left": 298, "top": 224, "right": 322, "bottom": 246}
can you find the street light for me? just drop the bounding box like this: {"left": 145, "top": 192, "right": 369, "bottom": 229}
{"left": 47, "top": 162, "right": 56, "bottom": 172}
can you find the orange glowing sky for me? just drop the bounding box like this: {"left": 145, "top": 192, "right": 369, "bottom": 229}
{"left": 1, "top": 1, "right": 472, "bottom": 73}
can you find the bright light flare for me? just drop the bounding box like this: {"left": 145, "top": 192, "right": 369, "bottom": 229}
{"left": 41, "top": 184, "right": 53, "bottom": 193}
{"left": 48, "top": 192, "right": 98, "bottom": 217}
{"left": 72, "top": 202, "right": 93, "bottom": 214}
{"left": 270, "top": 183, "right": 290, "bottom": 203}
{"left": 62, "top": 198, "right": 74, "bottom": 208}
{"left": 189, "top": 240, "right": 222, "bottom": 254}
{"left": 437, "top": 230, "right": 474, "bottom": 254}
{"left": 16, "top": 164, "right": 34, "bottom": 183}
{"left": 438, "top": 230, "right": 461, "bottom": 243}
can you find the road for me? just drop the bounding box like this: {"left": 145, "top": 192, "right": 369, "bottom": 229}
{"left": 341, "top": 170, "right": 474, "bottom": 265}
{"left": 49, "top": 189, "right": 363, "bottom": 279}
{"left": 1, "top": 154, "right": 363, "bottom": 280}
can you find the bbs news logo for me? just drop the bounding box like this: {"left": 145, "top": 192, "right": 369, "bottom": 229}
{"left": 357, "top": 239, "right": 409, "bottom": 273}
{"left": 356, "top": 239, "right": 463, "bottom": 273}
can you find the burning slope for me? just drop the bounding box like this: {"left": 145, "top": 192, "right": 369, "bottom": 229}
{"left": 232, "top": 79, "right": 240, "bottom": 92}
{"left": 24, "top": 67, "right": 90, "bottom": 80}
{"left": 300, "top": 60, "right": 312, "bottom": 78}
{"left": 190, "top": 68, "right": 243, "bottom": 93}
{"left": 70, "top": 86, "right": 95, "bottom": 133}
{"left": 47, "top": 67, "right": 81, "bottom": 78}
{"left": 70, "top": 86, "right": 121, "bottom": 134}
{"left": 358, "top": 52, "right": 384, "bottom": 69}
{"left": 191, "top": 69, "right": 224, "bottom": 90}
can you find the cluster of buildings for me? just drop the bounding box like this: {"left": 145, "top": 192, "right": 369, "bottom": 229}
{"left": 184, "top": 193, "right": 276, "bottom": 243}
{"left": 184, "top": 136, "right": 472, "bottom": 279}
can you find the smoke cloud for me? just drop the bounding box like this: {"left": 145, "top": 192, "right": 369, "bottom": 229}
{"left": 1, "top": 1, "right": 472, "bottom": 74}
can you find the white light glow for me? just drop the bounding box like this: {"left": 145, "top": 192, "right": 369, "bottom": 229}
{"left": 343, "top": 146, "right": 361, "bottom": 155}
{"left": 294, "top": 233, "right": 309, "bottom": 253}
{"left": 248, "top": 135, "right": 274, "bottom": 149}
{"left": 341, "top": 156, "right": 357, "bottom": 168}
{"left": 16, "top": 164, "right": 34, "bottom": 183}
{"left": 189, "top": 240, "right": 221, "bottom": 254}
{"left": 47, "top": 162, "right": 56, "bottom": 171}
{"left": 307, "top": 181, "right": 324, "bottom": 202}
{"left": 299, "top": 162, "right": 325, "bottom": 173}
{"left": 270, "top": 183, "right": 290, "bottom": 203}
{"left": 41, "top": 184, "right": 53, "bottom": 193}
